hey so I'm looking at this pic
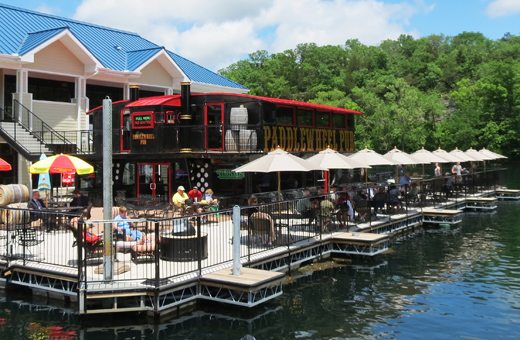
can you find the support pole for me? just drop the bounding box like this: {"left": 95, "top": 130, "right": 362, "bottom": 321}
{"left": 232, "top": 205, "right": 242, "bottom": 275}
{"left": 102, "top": 97, "right": 113, "bottom": 281}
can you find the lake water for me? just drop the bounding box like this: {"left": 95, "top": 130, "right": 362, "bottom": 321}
{"left": 1, "top": 165, "right": 519, "bottom": 339}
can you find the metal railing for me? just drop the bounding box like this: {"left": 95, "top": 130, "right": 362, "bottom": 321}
{"left": 0, "top": 169, "right": 505, "bottom": 312}
{"left": 10, "top": 99, "right": 80, "bottom": 154}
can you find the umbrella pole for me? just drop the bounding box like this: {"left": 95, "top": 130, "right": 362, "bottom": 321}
{"left": 324, "top": 170, "right": 329, "bottom": 193}
{"left": 277, "top": 171, "right": 281, "bottom": 193}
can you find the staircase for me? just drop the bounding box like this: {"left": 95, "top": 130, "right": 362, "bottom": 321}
{"left": 0, "top": 101, "right": 80, "bottom": 161}
{"left": 0, "top": 121, "right": 51, "bottom": 158}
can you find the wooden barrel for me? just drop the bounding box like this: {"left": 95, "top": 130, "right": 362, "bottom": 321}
{"left": 229, "top": 106, "right": 248, "bottom": 130}
{"left": 238, "top": 129, "right": 257, "bottom": 151}
{"left": 0, "top": 208, "right": 31, "bottom": 225}
{"left": 225, "top": 130, "right": 238, "bottom": 151}
{"left": 0, "top": 184, "right": 30, "bottom": 206}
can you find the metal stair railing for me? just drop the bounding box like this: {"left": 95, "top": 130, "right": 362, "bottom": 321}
{"left": 12, "top": 99, "right": 80, "bottom": 154}
{"left": 0, "top": 106, "right": 41, "bottom": 157}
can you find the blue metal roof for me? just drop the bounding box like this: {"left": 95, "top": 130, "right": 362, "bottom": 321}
{"left": 18, "top": 27, "right": 67, "bottom": 55}
{"left": 126, "top": 47, "right": 162, "bottom": 71}
{"left": 0, "top": 4, "right": 246, "bottom": 90}
{"left": 167, "top": 50, "right": 246, "bottom": 89}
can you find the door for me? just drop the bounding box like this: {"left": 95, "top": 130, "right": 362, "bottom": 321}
{"left": 121, "top": 109, "right": 132, "bottom": 152}
{"left": 136, "top": 162, "right": 171, "bottom": 201}
{"left": 205, "top": 103, "right": 224, "bottom": 150}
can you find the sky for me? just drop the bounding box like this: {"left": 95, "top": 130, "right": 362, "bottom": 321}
{"left": 2, "top": 0, "right": 519, "bottom": 71}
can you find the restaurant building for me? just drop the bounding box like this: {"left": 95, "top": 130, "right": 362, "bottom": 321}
{"left": 87, "top": 83, "right": 362, "bottom": 203}
{"left": 0, "top": 4, "right": 246, "bottom": 187}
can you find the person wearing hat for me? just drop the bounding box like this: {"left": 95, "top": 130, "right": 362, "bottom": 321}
{"left": 188, "top": 186, "right": 203, "bottom": 202}
{"left": 172, "top": 185, "right": 189, "bottom": 209}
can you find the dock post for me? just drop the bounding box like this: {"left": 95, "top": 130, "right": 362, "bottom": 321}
{"left": 232, "top": 205, "right": 242, "bottom": 275}
{"left": 102, "top": 97, "right": 113, "bottom": 281}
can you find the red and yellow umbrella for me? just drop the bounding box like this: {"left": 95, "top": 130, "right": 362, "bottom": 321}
{"left": 29, "top": 154, "right": 94, "bottom": 175}
{"left": 0, "top": 157, "right": 12, "bottom": 171}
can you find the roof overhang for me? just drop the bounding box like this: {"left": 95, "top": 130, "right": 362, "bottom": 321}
{"left": 132, "top": 48, "right": 188, "bottom": 81}
{"left": 19, "top": 28, "right": 102, "bottom": 74}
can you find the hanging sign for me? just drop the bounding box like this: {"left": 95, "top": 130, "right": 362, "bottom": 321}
{"left": 62, "top": 172, "right": 75, "bottom": 186}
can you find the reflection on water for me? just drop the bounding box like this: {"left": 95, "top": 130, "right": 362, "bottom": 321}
{"left": 1, "top": 163, "right": 520, "bottom": 339}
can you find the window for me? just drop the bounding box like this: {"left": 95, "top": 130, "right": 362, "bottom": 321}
{"left": 296, "top": 109, "right": 313, "bottom": 127}
{"left": 29, "top": 77, "right": 74, "bottom": 103}
{"left": 316, "top": 111, "right": 330, "bottom": 128}
{"left": 275, "top": 107, "right": 294, "bottom": 125}
{"left": 165, "top": 110, "right": 177, "bottom": 124}
{"left": 333, "top": 114, "right": 345, "bottom": 129}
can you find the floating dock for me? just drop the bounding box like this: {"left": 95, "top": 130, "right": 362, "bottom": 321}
{"left": 421, "top": 208, "right": 463, "bottom": 225}
{"left": 0, "top": 187, "right": 515, "bottom": 317}
{"left": 495, "top": 189, "right": 520, "bottom": 200}
{"left": 464, "top": 197, "right": 498, "bottom": 211}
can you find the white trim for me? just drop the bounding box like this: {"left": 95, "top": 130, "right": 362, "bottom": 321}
{"left": 19, "top": 29, "right": 102, "bottom": 70}
{"left": 133, "top": 49, "right": 188, "bottom": 81}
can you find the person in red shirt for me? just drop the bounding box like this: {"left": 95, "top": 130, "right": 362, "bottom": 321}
{"left": 188, "top": 186, "right": 203, "bottom": 202}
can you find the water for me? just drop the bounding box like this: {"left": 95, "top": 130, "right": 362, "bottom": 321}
{"left": 1, "top": 166, "right": 520, "bottom": 339}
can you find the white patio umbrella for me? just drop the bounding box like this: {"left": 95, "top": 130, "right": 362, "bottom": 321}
{"left": 306, "top": 147, "right": 370, "bottom": 192}
{"left": 450, "top": 147, "right": 479, "bottom": 162}
{"left": 410, "top": 147, "right": 448, "bottom": 164}
{"left": 479, "top": 147, "right": 507, "bottom": 160}
{"left": 234, "top": 148, "right": 313, "bottom": 192}
{"left": 465, "top": 148, "right": 494, "bottom": 161}
{"left": 306, "top": 147, "right": 369, "bottom": 170}
{"left": 383, "top": 147, "right": 419, "bottom": 165}
{"left": 432, "top": 147, "right": 460, "bottom": 163}
{"left": 349, "top": 147, "right": 395, "bottom": 166}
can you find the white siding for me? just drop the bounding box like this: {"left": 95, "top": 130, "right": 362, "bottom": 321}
{"left": 31, "top": 40, "right": 84, "bottom": 75}
{"left": 33, "top": 100, "right": 77, "bottom": 131}
{"left": 138, "top": 60, "right": 172, "bottom": 87}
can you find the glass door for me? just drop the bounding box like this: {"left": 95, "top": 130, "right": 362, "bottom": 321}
{"left": 136, "top": 162, "right": 170, "bottom": 201}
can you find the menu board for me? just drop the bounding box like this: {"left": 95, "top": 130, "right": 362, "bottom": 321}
{"left": 131, "top": 111, "right": 154, "bottom": 129}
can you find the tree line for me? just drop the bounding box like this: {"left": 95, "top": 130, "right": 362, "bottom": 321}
{"left": 219, "top": 32, "right": 520, "bottom": 157}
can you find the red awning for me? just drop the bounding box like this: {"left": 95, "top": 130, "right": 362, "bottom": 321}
{"left": 125, "top": 95, "right": 181, "bottom": 108}
{"left": 122, "top": 92, "right": 363, "bottom": 115}
{"left": 191, "top": 93, "right": 363, "bottom": 115}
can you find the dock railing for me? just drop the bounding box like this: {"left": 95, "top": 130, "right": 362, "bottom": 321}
{"left": 0, "top": 168, "right": 505, "bottom": 294}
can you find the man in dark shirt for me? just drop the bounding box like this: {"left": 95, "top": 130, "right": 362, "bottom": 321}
{"left": 28, "top": 190, "right": 45, "bottom": 221}
{"left": 70, "top": 190, "right": 89, "bottom": 214}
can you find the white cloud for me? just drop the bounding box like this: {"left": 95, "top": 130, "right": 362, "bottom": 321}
{"left": 486, "top": 0, "right": 520, "bottom": 17}
{"left": 74, "top": 0, "right": 423, "bottom": 71}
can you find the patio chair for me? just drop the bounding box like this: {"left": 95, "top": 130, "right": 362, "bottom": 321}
{"left": 15, "top": 224, "right": 44, "bottom": 257}
{"left": 249, "top": 212, "right": 274, "bottom": 246}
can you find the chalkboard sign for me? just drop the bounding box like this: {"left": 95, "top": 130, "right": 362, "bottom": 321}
{"left": 131, "top": 111, "right": 154, "bottom": 129}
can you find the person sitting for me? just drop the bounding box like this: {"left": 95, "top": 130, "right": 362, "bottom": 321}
{"left": 172, "top": 186, "right": 190, "bottom": 214}
{"left": 353, "top": 190, "right": 369, "bottom": 222}
{"left": 405, "top": 182, "right": 420, "bottom": 205}
{"left": 70, "top": 189, "right": 89, "bottom": 215}
{"left": 28, "top": 190, "right": 46, "bottom": 222}
{"left": 296, "top": 189, "right": 317, "bottom": 224}
{"left": 113, "top": 206, "right": 152, "bottom": 244}
{"left": 372, "top": 187, "right": 387, "bottom": 215}
{"left": 387, "top": 185, "right": 401, "bottom": 212}
{"left": 203, "top": 188, "right": 218, "bottom": 205}
{"left": 188, "top": 186, "right": 203, "bottom": 202}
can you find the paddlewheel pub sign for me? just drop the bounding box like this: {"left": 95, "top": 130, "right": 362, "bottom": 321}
{"left": 89, "top": 83, "right": 362, "bottom": 200}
